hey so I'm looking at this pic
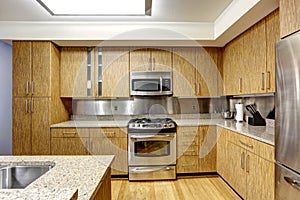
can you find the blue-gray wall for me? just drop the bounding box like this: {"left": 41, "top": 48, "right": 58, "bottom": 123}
{"left": 0, "top": 41, "right": 12, "bottom": 155}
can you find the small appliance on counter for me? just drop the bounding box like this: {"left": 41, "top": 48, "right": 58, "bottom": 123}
{"left": 245, "top": 104, "right": 266, "bottom": 126}
{"left": 221, "top": 111, "right": 234, "bottom": 119}
{"left": 235, "top": 103, "right": 244, "bottom": 122}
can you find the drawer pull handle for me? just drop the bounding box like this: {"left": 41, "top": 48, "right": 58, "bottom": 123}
{"left": 239, "top": 140, "right": 253, "bottom": 149}
{"left": 241, "top": 152, "right": 245, "bottom": 169}
{"left": 63, "top": 132, "right": 77, "bottom": 136}
{"left": 246, "top": 155, "right": 250, "bottom": 173}
{"left": 103, "top": 131, "right": 115, "bottom": 137}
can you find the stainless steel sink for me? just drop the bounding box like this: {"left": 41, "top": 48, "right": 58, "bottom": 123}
{"left": 0, "top": 165, "right": 52, "bottom": 189}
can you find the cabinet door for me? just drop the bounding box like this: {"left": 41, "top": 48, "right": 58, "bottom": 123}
{"left": 246, "top": 153, "right": 275, "bottom": 200}
{"left": 196, "top": 48, "right": 222, "bottom": 96}
{"left": 266, "top": 10, "right": 280, "bottom": 93}
{"left": 227, "top": 142, "right": 246, "bottom": 198}
{"left": 279, "top": 0, "right": 300, "bottom": 38}
{"left": 173, "top": 48, "right": 196, "bottom": 96}
{"left": 32, "top": 42, "right": 51, "bottom": 97}
{"left": 243, "top": 20, "right": 267, "bottom": 94}
{"left": 102, "top": 48, "right": 130, "bottom": 97}
{"left": 151, "top": 48, "right": 172, "bottom": 71}
{"left": 60, "top": 47, "right": 88, "bottom": 97}
{"left": 31, "top": 98, "right": 50, "bottom": 155}
{"left": 12, "top": 97, "right": 31, "bottom": 155}
{"left": 12, "top": 41, "right": 31, "bottom": 97}
{"left": 217, "top": 128, "right": 228, "bottom": 178}
{"left": 223, "top": 35, "right": 243, "bottom": 95}
{"left": 130, "top": 48, "right": 151, "bottom": 71}
{"left": 199, "top": 126, "right": 217, "bottom": 172}
{"left": 90, "top": 137, "right": 128, "bottom": 175}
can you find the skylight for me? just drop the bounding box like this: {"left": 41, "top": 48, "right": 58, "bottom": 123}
{"left": 36, "top": 0, "right": 152, "bottom": 16}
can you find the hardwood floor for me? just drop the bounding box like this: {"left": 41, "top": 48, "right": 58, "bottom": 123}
{"left": 112, "top": 175, "right": 241, "bottom": 200}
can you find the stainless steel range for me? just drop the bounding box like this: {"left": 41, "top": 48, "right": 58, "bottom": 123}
{"left": 128, "top": 118, "right": 177, "bottom": 181}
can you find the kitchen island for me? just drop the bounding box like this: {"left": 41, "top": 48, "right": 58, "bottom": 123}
{"left": 0, "top": 155, "right": 114, "bottom": 200}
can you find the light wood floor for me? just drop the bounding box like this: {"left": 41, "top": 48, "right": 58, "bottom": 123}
{"left": 112, "top": 175, "right": 241, "bottom": 200}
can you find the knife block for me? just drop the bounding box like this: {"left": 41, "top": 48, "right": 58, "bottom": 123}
{"left": 248, "top": 112, "right": 266, "bottom": 126}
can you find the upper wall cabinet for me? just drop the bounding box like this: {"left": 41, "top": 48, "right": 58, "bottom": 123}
{"left": 279, "top": 0, "right": 300, "bottom": 38}
{"left": 130, "top": 48, "right": 172, "bottom": 71}
{"left": 223, "top": 10, "right": 279, "bottom": 95}
{"left": 223, "top": 35, "right": 244, "bottom": 95}
{"left": 102, "top": 48, "right": 130, "bottom": 97}
{"left": 13, "top": 42, "right": 53, "bottom": 97}
{"left": 173, "top": 48, "right": 196, "bottom": 96}
{"left": 196, "top": 48, "right": 223, "bottom": 96}
{"left": 60, "top": 47, "right": 89, "bottom": 98}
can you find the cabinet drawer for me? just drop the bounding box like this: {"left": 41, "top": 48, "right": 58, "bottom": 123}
{"left": 51, "top": 128, "right": 89, "bottom": 138}
{"left": 90, "top": 128, "right": 127, "bottom": 138}
{"left": 177, "top": 145, "right": 198, "bottom": 156}
{"left": 228, "top": 130, "right": 274, "bottom": 162}
{"left": 177, "top": 156, "right": 199, "bottom": 173}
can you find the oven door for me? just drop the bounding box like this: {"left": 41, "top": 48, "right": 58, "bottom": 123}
{"left": 128, "top": 133, "right": 176, "bottom": 166}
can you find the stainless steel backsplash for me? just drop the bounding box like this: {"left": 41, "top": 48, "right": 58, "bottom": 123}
{"left": 72, "top": 97, "right": 225, "bottom": 115}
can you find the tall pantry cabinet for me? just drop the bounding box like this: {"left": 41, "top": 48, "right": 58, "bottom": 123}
{"left": 12, "top": 41, "right": 69, "bottom": 155}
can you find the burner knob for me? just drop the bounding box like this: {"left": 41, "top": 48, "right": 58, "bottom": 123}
{"left": 132, "top": 124, "right": 135, "bottom": 127}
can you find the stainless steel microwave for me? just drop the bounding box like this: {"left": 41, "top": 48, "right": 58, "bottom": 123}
{"left": 130, "top": 71, "right": 172, "bottom": 96}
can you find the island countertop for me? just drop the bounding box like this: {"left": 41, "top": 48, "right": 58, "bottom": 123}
{"left": 0, "top": 155, "right": 114, "bottom": 200}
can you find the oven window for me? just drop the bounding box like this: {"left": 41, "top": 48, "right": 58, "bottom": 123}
{"left": 134, "top": 141, "right": 170, "bottom": 157}
{"left": 132, "top": 79, "right": 160, "bottom": 91}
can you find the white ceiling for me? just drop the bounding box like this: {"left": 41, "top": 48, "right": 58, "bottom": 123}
{"left": 0, "top": 0, "right": 279, "bottom": 46}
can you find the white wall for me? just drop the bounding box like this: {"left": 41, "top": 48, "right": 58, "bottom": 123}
{"left": 0, "top": 41, "right": 12, "bottom": 155}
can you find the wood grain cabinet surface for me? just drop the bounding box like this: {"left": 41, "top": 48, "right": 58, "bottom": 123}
{"left": 223, "top": 10, "right": 279, "bottom": 95}
{"left": 50, "top": 128, "right": 128, "bottom": 175}
{"left": 130, "top": 48, "right": 172, "bottom": 71}
{"left": 60, "top": 47, "right": 88, "bottom": 97}
{"left": 279, "top": 0, "right": 300, "bottom": 38}
{"left": 102, "top": 48, "right": 130, "bottom": 97}
{"left": 177, "top": 126, "right": 217, "bottom": 174}
{"left": 12, "top": 41, "right": 68, "bottom": 155}
{"left": 217, "top": 128, "right": 275, "bottom": 200}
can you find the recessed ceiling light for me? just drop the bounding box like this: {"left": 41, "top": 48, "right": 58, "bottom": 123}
{"left": 36, "top": 0, "right": 152, "bottom": 16}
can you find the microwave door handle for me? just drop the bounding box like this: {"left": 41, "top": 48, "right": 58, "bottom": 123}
{"left": 160, "top": 77, "right": 163, "bottom": 93}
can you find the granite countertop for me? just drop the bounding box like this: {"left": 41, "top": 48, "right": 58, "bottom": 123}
{"left": 51, "top": 116, "right": 274, "bottom": 146}
{"left": 0, "top": 156, "right": 114, "bottom": 200}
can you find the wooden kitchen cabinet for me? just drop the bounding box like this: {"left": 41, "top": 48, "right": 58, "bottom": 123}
{"left": 198, "top": 126, "right": 217, "bottom": 172}
{"left": 102, "top": 48, "right": 130, "bottom": 97}
{"left": 176, "top": 126, "right": 199, "bottom": 173}
{"left": 216, "top": 128, "right": 228, "bottom": 179}
{"left": 60, "top": 47, "right": 89, "bottom": 97}
{"left": 223, "top": 10, "right": 279, "bottom": 95}
{"left": 51, "top": 128, "right": 90, "bottom": 155}
{"left": 173, "top": 48, "right": 196, "bottom": 96}
{"left": 223, "top": 35, "right": 244, "bottom": 95}
{"left": 196, "top": 48, "right": 223, "bottom": 96}
{"left": 177, "top": 126, "right": 217, "bottom": 173}
{"left": 89, "top": 128, "right": 128, "bottom": 175}
{"left": 266, "top": 10, "right": 280, "bottom": 93}
{"left": 218, "top": 129, "right": 275, "bottom": 200}
{"left": 243, "top": 20, "right": 267, "bottom": 94}
{"left": 279, "top": 0, "right": 300, "bottom": 38}
{"left": 130, "top": 48, "right": 172, "bottom": 71}
{"left": 12, "top": 41, "right": 67, "bottom": 155}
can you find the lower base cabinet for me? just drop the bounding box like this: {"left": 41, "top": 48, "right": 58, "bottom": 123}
{"left": 217, "top": 128, "right": 275, "bottom": 200}
{"left": 91, "top": 168, "right": 112, "bottom": 200}
{"left": 50, "top": 128, "right": 128, "bottom": 175}
{"left": 177, "top": 126, "right": 217, "bottom": 173}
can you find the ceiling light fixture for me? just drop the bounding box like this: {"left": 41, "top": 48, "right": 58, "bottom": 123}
{"left": 36, "top": 0, "right": 152, "bottom": 16}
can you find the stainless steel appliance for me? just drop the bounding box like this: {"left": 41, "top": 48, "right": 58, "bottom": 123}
{"left": 276, "top": 31, "right": 300, "bottom": 199}
{"left": 130, "top": 71, "right": 172, "bottom": 96}
{"left": 128, "top": 118, "right": 176, "bottom": 181}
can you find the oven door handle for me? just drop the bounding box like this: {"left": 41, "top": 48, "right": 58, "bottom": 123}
{"left": 130, "top": 134, "right": 174, "bottom": 141}
{"left": 130, "top": 167, "right": 174, "bottom": 173}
